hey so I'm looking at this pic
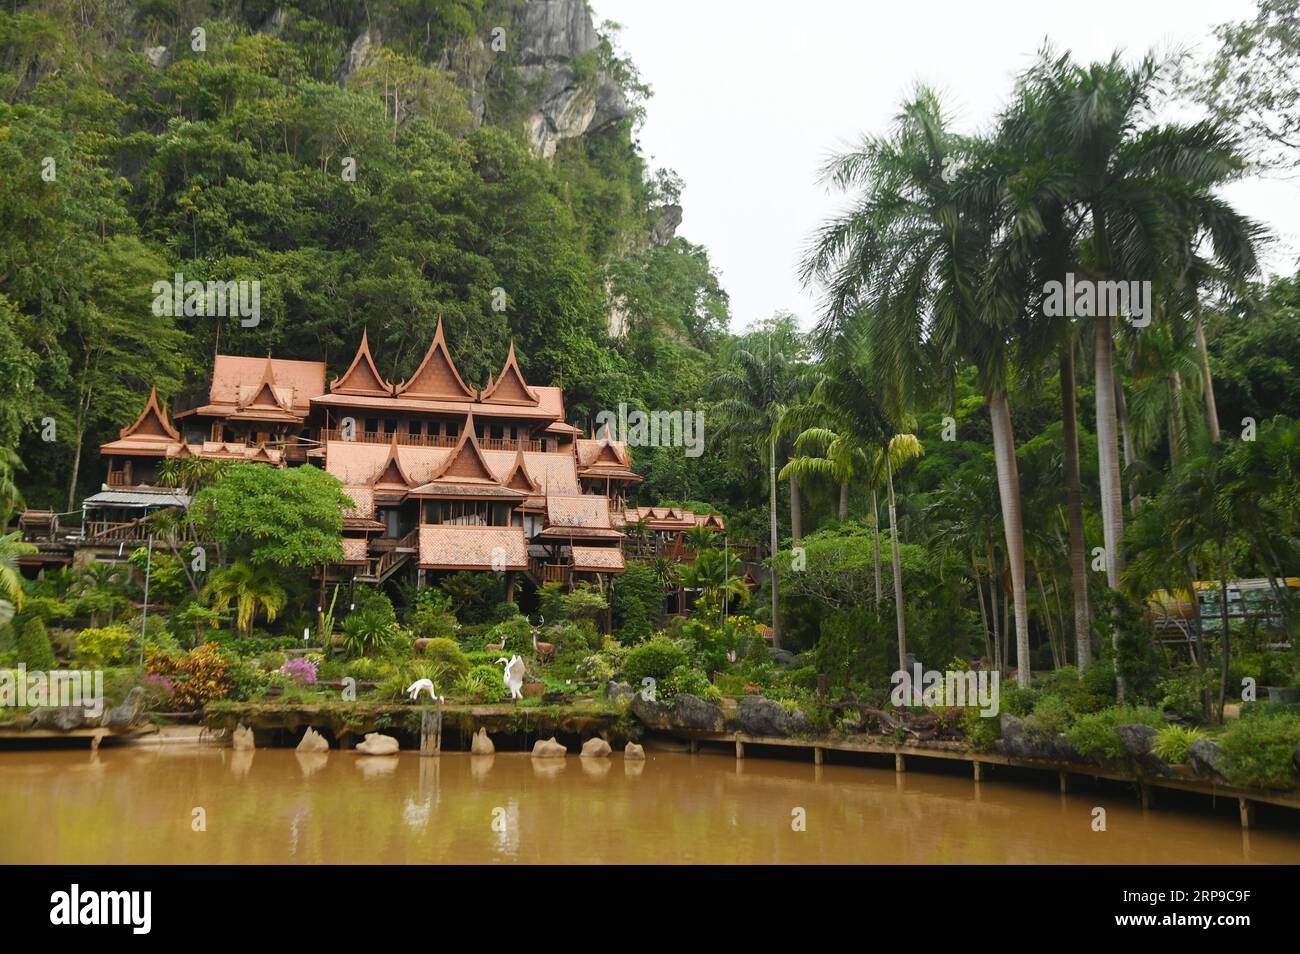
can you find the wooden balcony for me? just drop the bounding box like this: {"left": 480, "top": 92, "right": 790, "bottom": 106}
{"left": 530, "top": 558, "right": 571, "bottom": 585}
{"left": 479, "top": 437, "right": 542, "bottom": 452}
{"left": 106, "top": 471, "right": 130, "bottom": 487}
{"left": 320, "top": 428, "right": 460, "bottom": 448}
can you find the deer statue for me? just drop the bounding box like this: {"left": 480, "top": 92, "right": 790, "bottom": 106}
{"left": 532, "top": 631, "right": 555, "bottom": 663}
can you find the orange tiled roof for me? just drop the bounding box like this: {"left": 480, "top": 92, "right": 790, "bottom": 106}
{"left": 204, "top": 355, "right": 326, "bottom": 415}
{"left": 546, "top": 495, "right": 611, "bottom": 529}
{"left": 101, "top": 387, "right": 183, "bottom": 457}
{"left": 479, "top": 341, "right": 539, "bottom": 406}
{"left": 571, "top": 546, "right": 625, "bottom": 572}
{"left": 396, "top": 317, "right": 477, "bottom": 402}
{"left": 340, "top": 538, "right": 370, "bottom": 564}
{"left": 418, "top": 526, "right": 529, "bottom": 570}
{"left": 331, "top": 329, "right": 393, "bottom": 397}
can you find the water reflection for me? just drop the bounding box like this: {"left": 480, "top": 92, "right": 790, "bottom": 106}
{"left": 0, "top": 747, "right": 1296, "bottom": 864}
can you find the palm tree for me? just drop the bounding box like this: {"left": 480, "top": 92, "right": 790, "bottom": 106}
{"left": 678, "top": 548, "right": 750, "bottom": 623}
{"left": 0, "top": 448, "right": 24, "bottom": 526}
{"left": 881, "top": 433, "right": 924, "bottom": 671}
{"left": 203, "top": 560, "right": 287, "bottom": 636}
{"left": 713, "top": 318, "right": 808, "bottom": 648}
{"left": 780, "top": 427, "right": 871, "bottom": 522}
{"left": 1017, "top": 50, "right": 1263, "bottom": 696}
{"left": 802, "top": 89, "right": 1037, "bottom": 685}
{"left": 0, "top": 531, "right": 35, "bottom": 626}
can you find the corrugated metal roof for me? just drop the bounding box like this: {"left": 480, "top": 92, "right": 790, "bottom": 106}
{"left": 83, "top": 490, "right": 191, "bottom": 508}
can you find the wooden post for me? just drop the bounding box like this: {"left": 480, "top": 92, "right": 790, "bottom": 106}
{"left": 420, "top": 701, "right": 443, "bottom": 757}
{"left": 688, "top": 739, "right": 698, "bottom": 754}
{"left": 814, "top": 746, "right": 824, "bottom": 766}
{"left": 972, "top": 760, "right": 983, "bottom": 782}
{"left": 1059, "top": 771, "right": 1070, "bottom": 794}
{"left": 1139, "top": 782, "right": 1153, "bottom": 810}
{"left": 90, "top": 731, "right": 103, "bottom": 753}
{"left": 895, "top": 753, "right": 906, "bottom": 773}
{"left": 1238, "top": 797, "right": 1255, "bottom": 829}
{"left": 735, "top": 735, "right": 745, "bottom": 760}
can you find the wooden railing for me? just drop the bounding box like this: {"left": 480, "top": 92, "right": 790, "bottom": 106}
{"left": 106, "top": 471, "right": 130, "bottom": 487}
{"left": 86, "top": 519, "right": 150, "bottom": 542}
{"left": 320, "top": 428, "right": 460, "bottom": 448}
{"left": 360, "top": 529, "right": 419, "bottom": 582}
{"left": 480, "top": 438, "right": 542, "bottom": 452}
{"left": 530, "top": 558, "right": 571, "bottom": 584}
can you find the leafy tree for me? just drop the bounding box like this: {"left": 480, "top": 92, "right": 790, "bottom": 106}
{"left": 192, "top": 463, "right": 349, "bottom": 568}
{"left": 203, "top": 559, "right": 288, "bottom": 636}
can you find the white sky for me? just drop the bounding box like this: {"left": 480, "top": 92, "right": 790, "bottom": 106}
{"left": 589, "top": 0, "right": 1300, "bottom": 331}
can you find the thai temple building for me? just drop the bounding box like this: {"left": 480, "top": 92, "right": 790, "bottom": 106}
{"left": 71, "top": 320, "right": 728, "bottom": 598}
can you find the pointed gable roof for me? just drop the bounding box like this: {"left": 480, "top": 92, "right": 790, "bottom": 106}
{"left": 331, "top": 329, "right": 393, "bottom": 396}
{"left": 120, "top": 387, "right": 180, "bottom": 441}
{"left": 503, "top": 449, "right": 540, "bottom": 493}
{"left": 396, "top": 317, "right": 476, "bottom": 402}
{"left": 373, "top": 435, "right": 417, "bottom": 490}
{"left": 239, "top": 356, "right": 292, "bottom": 412}
{"left": 479, "top": 341, "right": 539, "bottom": 406}
{"left": 427, "top": 412, "right": 498, "bottom": 484}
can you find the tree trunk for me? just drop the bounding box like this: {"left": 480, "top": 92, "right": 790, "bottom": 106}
{"left": 1094, "top": 315, "right": 1128, "bottom": 702}
{"left": 1217, "top": 565, "right": 1231, "bottom": 723}
{"left": 886, "top": 454, "right": 907, "bottom": 673}
{"left": 988, "top": 392, "right": 1031, "bottom": 688}
{"left": 1060, "top": 345, "right": 1091, "bottom": 669}
{"left": 768, "top": 441, "right": 781, "bottom": 649}
{"left": 1168, "top": 368, "right": 1187, "bottom": 467}
{"left": 789, "top": 471, "right": 803, "bottom": 542}
{"left": 1194, "top": 304, "right": 1221, "bottom": 442}
{"left": 1115, "top": 373, "right": 1140, "bottom": 513}
{"left": 66, "top": 427, "right": 84, "bottom": 515}
{"left": 871, "top": 487, "right": 882, "bottom": 608}
{"left": 987, "top": 541, "right": 1002, "bottom": 673}
{"left": 973, "top": 560, "right": 992, "bottom": 663}
{"left": 838, "top": 478, "right": 849, "bottom": 521}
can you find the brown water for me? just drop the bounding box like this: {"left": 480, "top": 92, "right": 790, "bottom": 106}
{"left": 1, "top": 746, "right": 1297, "bottom": 864}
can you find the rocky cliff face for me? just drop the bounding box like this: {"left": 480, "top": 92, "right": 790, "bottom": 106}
{"left": 511, "top": 0, "right": 629, "bottom": 158}
{"left": 335, "top": 0, "right": 628, "bottom": 159}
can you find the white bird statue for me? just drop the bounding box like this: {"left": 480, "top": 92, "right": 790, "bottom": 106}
{"left": 497, "top": 655, "right": 526, "bottom": 700}
{"left": 406, "top": 678, "right": 444, "bottom": 703}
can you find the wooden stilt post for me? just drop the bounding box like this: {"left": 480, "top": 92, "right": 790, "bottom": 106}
{"left": 688, "top": 739, "right": 698, "bottom": 754}
{"left": 735, "top": 734, "right": 745, "bottom": 760}
{"left": 1139, "top": 782, "right": 1153, "bottom": 810}
{"left": 973, "top": 760, "right": 983, "bottom": 782}
{"left": 814, "top": 746, "right": 824, "bottom": 766}
{"left": 895, "top": 753, "right": 906, "bottom": 773}
{"left": 1238, "top": 797, "right": 1255, "bottom": 829}
{"left": 420, "top": 700, "right": 442, "bottom": 757}
{"left": 1059, "top": 771, "right": 1070, "bottom": 794}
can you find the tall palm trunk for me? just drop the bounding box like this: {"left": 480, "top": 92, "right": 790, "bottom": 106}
{"left": 1094, "top": 315, "right": 1128, "bottom": 702}
{"left": 838, "top": 479, "right": 849, "bottom": 521}
{"left": 789, "top": 471, "right": 803, "bottom": 541}
{"left": 1060, "top": 346, "right": 1091, "bottom": 668}
{"left": 986, "top": 541, "right": 1002, "bottom": 673}
{"left": 1169, "top": 368, "right": 1187, "bottom": 466}
{"left": 768, "top": 441, "right": 781, "bottom": 649}
{"left": 885, "top": 455, "right": 906, "bottom": 672}
{"left": 1194, "top": 303, "right": 1221, "bottom": 442}
{"left": 870, "top": 488, "right": 882, "bottom": 607}
{"left": 1115, "top": 374, "right": 1140, "bottom": 513}
{"left": 988, "top": 393, "right": 1031, "bottom": 688}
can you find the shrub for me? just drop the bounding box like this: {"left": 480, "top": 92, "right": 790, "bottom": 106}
{"left": 961, "top": 706, "right": 1000, "bottom": 751}
{"left": 1025, "top": 694, "right": 1074, "bottom": 737}
{"left": 576, "top": 654, "right": 614, "bottom": 683}
{"left": 1157, "top": 672, "right": 1214, "bottom": 723}
{"left": 457, "top": 664, "right": 509, "bottom": 703}
{"left": 999, "top": 682, "right": 1039, "bottom": 718}
{"left": 548, "top": 621, "right": 600, "bottom": 657}
{"left": 342, "top": 591, "right": 400, "bottom": 657}
{"left": 560, "top": 583, "right": 608, "bottom": 625}
{"left": 146, "top": 642, "right": 234, "bottom": 710}
{"left": 623, "top": 638, "right": 689, "bottom": 685}
{"left": 663, "top": 665, "right": 718, "bottom": 702}
{"left": 1218, "top": 713, "right": 1300, "bottom": 788}
{"left": 405, "top": 589, "right": 457, "bottom": 640}
{"left": 420, "top": 638, "right": 470, "bottom": 682}
{"left": 438, "top": 571, "right": 503, "bottom": 624}
{"left": 15, "top": 616, "right": 56, "bottom": 670}
{"left": 611, "top": 560, "right": 662, "bottom": 643}
{"left": 482, "top": 616, "right": 531, "bottom": 654}
{"left": 280, "top": 656, "right": 318, "bottom": 685}
{"left": 1081, "top": 660, "right": 1117, "bottom": 699}
{"left": 75, "top": 625, "right": 135, "bottom": 667}
{"left": 1152, "top": 724, "right": 1207, "bottom": 764}
{"left": 1065, "top": 706, "right": 1163, "bottom": 761}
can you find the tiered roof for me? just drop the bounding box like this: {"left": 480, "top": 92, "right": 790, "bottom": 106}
{"left": 396, "top": 318, "right": 477, "bottom": 402}
{"left": 100, "top": 388, "right": 181, "bottom": 457}
{"left": 330, "top": 329, "right": 393, "bottom": 397}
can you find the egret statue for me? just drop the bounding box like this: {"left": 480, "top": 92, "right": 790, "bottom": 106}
{"left": 496, "top": 655, "right": 526, "bottom": 700}
{"left": 406, "top": 678, "right": 444, "bottom": 703}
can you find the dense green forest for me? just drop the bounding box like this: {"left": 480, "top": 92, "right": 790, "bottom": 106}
{"left": 2, "top": 0, "right": 1300, "bottom": 755}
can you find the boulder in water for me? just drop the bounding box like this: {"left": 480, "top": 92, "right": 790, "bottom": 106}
{"left": 531, "top": 737, "right": 567, "bottom": 758}
{"left": 580, "top": 737, "right": 612, "bottom": 758}
{"left": 356, "top": 732, "right": 399, "bottom": 755}
{"left": 297, "top": 727, "right": 329, "bottom": 753}
{"left": 471, "top": 727, "right": 495, "bottom": 755}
